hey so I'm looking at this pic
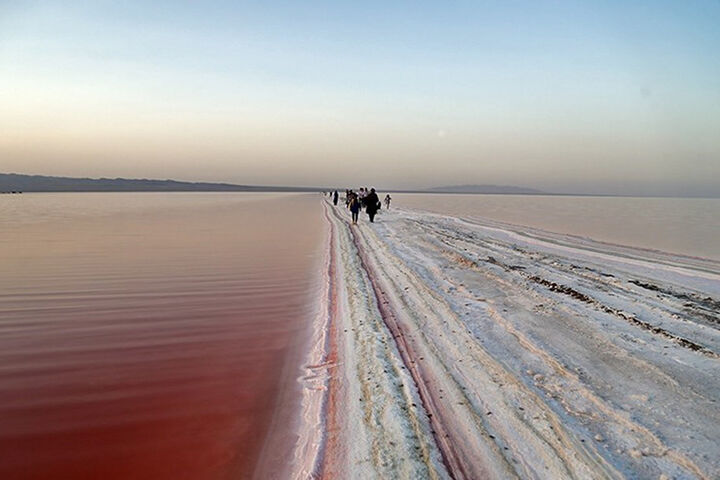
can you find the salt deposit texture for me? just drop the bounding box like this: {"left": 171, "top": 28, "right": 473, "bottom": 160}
{"left": 292, "top": 199, "right": 720, "bottom": 480}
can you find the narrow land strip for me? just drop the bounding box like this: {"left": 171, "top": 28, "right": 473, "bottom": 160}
{"left": 293, "top": 199, "right": 719, "bottom": 479}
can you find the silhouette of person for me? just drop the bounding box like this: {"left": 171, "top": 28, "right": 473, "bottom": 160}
{"left": 365, "top": 188, "right": 380, "bottom": 223}
{"left": 349, "top": 194, "right": 361, "bottom": 224}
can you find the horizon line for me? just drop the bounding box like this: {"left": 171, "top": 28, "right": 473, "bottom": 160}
{"left": 2, "top": 172, "right": 719, "bottom": 199}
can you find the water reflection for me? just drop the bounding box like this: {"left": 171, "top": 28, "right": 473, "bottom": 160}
{"left": 0, "top": 193, "right": 324, "bottom": 480}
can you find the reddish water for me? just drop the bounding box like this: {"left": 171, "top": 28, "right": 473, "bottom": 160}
{"left": 0, "top": 193, "right": 325, "bottom": 479}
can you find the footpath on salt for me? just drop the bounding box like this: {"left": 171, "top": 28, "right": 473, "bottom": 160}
{"left": 291, "top": 198, "right": 720, "bottom": 480}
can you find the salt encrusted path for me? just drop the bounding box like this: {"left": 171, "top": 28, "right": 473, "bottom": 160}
{"left": 292, "top": 199, "right": 720, "bottom": 479}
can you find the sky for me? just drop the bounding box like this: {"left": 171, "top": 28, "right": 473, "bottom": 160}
{"left": 1, "top": 1, "right": 719, "bottom": 195}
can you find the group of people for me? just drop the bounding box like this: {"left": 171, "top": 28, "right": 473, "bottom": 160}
{"left": 327, "top": 188, "right": 391, "bottom": 225}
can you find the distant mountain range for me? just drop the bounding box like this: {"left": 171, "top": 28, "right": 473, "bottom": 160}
{"left": 426, "top": 184, "right": 545, "bottom": 194}
{"left": 0, "top": 174, "right": 544, "bottom": 195}
{"left": 0, "top": 173, "right": 323, "bottom": 193}
{"left": 2, "top": 173, "right": 715, "bottom": 198}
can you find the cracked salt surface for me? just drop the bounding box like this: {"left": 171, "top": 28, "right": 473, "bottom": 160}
{"left": 292, "top": 200, "right": 719, "bottom": 480}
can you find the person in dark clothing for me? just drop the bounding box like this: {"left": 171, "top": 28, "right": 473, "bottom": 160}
{"left": 333, "top": 190, "right": 339, "bottom": 206}
{"left": 365, "top": 188, "right": 381, "bottom": 223}
{"left": 349, "top": 194, "right": 361, "bottom": 224}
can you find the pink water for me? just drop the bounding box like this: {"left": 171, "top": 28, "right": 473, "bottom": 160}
{"left": 395, "top": 194, "right": 720, "bottom": 260}
{"left": 0, "top": 193, "right": 325, "bottom": 479}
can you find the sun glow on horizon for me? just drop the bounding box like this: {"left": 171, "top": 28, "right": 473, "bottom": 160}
{"left": 1, "top": 1, "right": 719, "bottom": 195}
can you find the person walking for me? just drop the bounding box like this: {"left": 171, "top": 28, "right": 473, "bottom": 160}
{"left": 365, "top": 188, "right": 381, "bottom": 223}
{"left": 333, "top": 190, "right": 339, "bottom": 206}
{"left": 384, "top": 194, "right": 391, "bottom": 209}
{"left": 358, "top": 188, "right": 366, "bottom": 210}
{"left": 349, "top": 194, "right": 361, "bottom": 224}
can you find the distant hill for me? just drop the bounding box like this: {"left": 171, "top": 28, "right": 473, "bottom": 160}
{"left": 0, "top": 175, "right": 547, "bottom": 195}
{"left": 0, "top": 173, "right": 324, "bottom": 193}
{"left": 427, "top": 184, "right": 545, "bottom": 194}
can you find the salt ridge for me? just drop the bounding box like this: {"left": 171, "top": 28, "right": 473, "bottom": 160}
{"left": 291, "top": 199, "right": 719, "bottom": 479}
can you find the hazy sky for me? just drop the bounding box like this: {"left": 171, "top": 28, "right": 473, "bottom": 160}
{"left": 1, "top": 1, "right": 719, "bottom": 194}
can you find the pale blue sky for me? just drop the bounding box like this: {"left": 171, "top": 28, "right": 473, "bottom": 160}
{"left": 1, "top": 1, "right": 718, "bottom": 194}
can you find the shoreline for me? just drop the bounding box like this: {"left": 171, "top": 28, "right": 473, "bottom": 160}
{"left": 282, "top": 202, "right": 337, "bottom": 479}
{"left": 253, "top": 204, "right": 334, "bottom": 480}
{"left": 401, "top": 205, "right": 720, "bottom": 268}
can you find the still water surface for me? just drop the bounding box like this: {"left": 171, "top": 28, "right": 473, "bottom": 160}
{"left": 395, "top": 194, "right": 720, "bottom": 260}
{"left": 0, "top": 193, "right": 324, "bottom": 479}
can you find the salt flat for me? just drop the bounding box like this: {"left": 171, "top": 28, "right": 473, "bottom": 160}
{"left": 293, "top": 199, "right": 719, "bottom": 480}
